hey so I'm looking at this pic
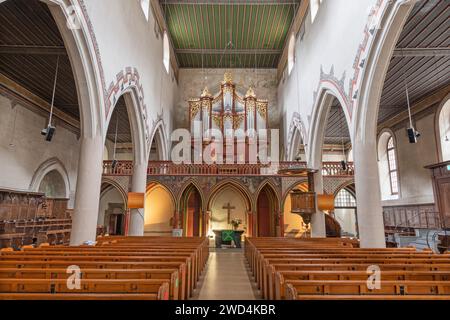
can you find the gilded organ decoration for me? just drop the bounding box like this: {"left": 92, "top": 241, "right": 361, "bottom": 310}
{"left": 188, "top": 72, "right": 268, "bottom": 135}
{"left": 188, "top": 72, "right": 269, "bottom": 163}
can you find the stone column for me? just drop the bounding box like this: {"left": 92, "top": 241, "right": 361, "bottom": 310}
{"left": 354, "top": 140, "right": 386, "bottom": 248}
{"left": 70, "top": 134, "right": 104, "bottom": 245}
{"left": 310, "top": 171, "right": 326, "bottom": 238}
{"left": 128, "top": 162, "right": 148, "bottom": 236}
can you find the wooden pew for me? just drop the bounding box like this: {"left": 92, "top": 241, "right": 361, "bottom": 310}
{"left": 0, "top": 268, "right": 179, "bottom": 300}
{"left": 0, "top": 279, "right": 170, "bottom": 300}
{"left": 245, "top": 237, "right": 450, "bottom": 301}
{"left": 0, "top": 236, "right": 208, "bottom": 300}
{"left": 274, "top": 270, "right": 450, "bottom": 300}
{"left": 284, "top": 280, "right": 450, "bottom": 299}
{"left": 0, "top": 260, "right": 187, "bottom": 300}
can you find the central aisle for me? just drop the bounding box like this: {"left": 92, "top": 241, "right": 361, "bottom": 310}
{"left": 192, "top": 248, "right": 260, "bottom": 300}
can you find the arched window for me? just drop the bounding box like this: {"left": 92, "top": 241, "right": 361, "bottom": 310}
{"left": 287, "top": 33, "right": 296, "bottom": 76}
{"left": 163, "top": 31, "right": 170, "bottom": 74}
{"left": 310, "top": 0, "right": 322, "bottom": 23}
{"left": 140, "top": 0, "right": 150, "bottom": 21}
{"left": 378, "top": 131, "right": 399, "bottom": 200}
{"left": 334, "top": 188, "right": 357, "bottom": 237}
{"left": 438, "top": 98, "right": 450, "bottom": 161}
{"left": 386, "top": 137, "right": 399, "bottom": 195}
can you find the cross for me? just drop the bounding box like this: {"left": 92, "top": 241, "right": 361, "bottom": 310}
{"left": 222, "top": 202, "right": 236, "bottom": 224}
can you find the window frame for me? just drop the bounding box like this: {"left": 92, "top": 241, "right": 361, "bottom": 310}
{"left": 386, "top": 136, "right": 399, "bottom": 195}
{"left": 163, "top": 31, "right": 170, "bottom": 74}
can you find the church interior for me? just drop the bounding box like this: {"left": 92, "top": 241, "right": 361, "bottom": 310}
{"left": 0, "top": 0, "right": 449, "bottom": 302}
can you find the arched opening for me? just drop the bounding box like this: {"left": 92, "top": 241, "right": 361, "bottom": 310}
{"left": 144, "top": 182, "right": 175, "bottom": 236}
{"left": 283, "top": 182, "right": 309, "bottom": 238}
{"left": 256, "top": 184, "right": 279, "bottom": 237}
{"left": 333, "top": 186, "right": 357, "bottom": 238}
{"left": 209, "top": 185, "right": 249, "bottom": 235}
{"left": 106, "top": 96, "right": 134, "bottom": 162}
{"left": 149, "top": 124, "right": 166, "bottom": 161}
{"left": 98, "top": 182, "right": 126, "bottom": 236}
{"left": 378, "top": 131, "right": 400, "bottom": 200}
{"left": 180, "top": 185, "right": 203, "bottom": 237}
{"left": 438, "top": 98, "right": 450, "bottom": 161}
{"left": 38, "top": 170, "right": 66, "bottom": 198}
{"left": 289, "top": 126, "right": 305, "bottom": 161}
{"left": 287, "top": 33, "right": 296, "bottom": 76}
{"left": 322, "top": 97, "right": 352, "bottom": 166}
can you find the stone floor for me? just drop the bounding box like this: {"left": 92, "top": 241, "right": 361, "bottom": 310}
{"left": 191, "top": 248, "right": 261, "bottom": 300}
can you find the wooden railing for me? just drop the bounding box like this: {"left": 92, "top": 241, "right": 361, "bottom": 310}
{"left": 102, "top": 161, "right": 354, "bottom": 177}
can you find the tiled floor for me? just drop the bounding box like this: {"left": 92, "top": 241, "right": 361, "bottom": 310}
{"left": 191, "top": 248, "right": 260, "bottom": 300}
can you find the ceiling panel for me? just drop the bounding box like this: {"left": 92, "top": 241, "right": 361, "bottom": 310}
{"left": 0, "top": 0, "right": 79, "bottom": 119}
{"left": 160, "top": 1, "right": 298, "bottom": 68}
{"left": 378, "top": 0, "right": 450, "bottom": 123}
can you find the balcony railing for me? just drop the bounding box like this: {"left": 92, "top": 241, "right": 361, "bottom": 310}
{"left": 102, "top": 161, "right": 354, "bottom": 177}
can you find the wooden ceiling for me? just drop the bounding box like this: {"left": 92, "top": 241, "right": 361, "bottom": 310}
{"left": 378, "top": 0, "right": 450, "bottom": 123}
{"left": 106, "top": 96, "right": 132, "bottom": 144}
{"left": 324, "top": 98, "right": 351, "bottom": 146}
{"left": 160, "top": 0, "right": 299, "bottom": 68}
{"left": 0, "top": 0, "right": 79, "bottom": 120}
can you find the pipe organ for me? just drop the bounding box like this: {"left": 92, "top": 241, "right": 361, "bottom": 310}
{"left": 188, "top": 72, "right": 269, "bottom": 163}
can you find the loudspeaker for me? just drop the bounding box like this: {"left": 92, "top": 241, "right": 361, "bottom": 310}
{"left": 45, "top": 126, "right": 56, "bottom": 142}
{"left": 407, "top": 127, "right": 420, "bottom": 144}
{"left": 41, "top": 125, "right": 56, "bottom": 142}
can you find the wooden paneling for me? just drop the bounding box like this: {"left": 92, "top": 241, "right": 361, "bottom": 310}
{"left": 383, "top": 203, "right": 440, "bottom": 229}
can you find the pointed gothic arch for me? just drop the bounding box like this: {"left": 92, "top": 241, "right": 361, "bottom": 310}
{"left": 149, "top": 120, "right": 169, "bottom": 161}
{"left": 179, "top": 183, "right": 204, "bottom": 237}
{"left": 256, "top": 183, "right": 279, "bottom": 237}
{"left": 145, "top": 181, "right": 176, "bottom": 236}
{"left": 29, "top": 157, "right": 71, "bottom": 199}
{"left": 307, "top": 86, "right": 352, "bottom": 169}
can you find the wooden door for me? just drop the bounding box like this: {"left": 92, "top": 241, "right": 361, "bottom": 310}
{"left": 257, "top": 190, "right": 271, "bottom": 237}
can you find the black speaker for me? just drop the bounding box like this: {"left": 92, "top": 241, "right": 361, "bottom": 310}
{"left": 407, "top": 127, "right": 420, "bottom": 144}
{"left": 42, "top": 125, "right": 56, "bottom": 142}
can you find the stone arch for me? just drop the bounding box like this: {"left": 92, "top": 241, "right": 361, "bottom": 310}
{"left": 100, "top": 178, "right": 128, "bottom": 206}
{"left": 206, "top": 180, "right": 253, "bottom": 213}
{"left": 29, "top": 157, "right": 70, "bottom": 198}
{"left": 286, "top": 112, "right": 307, "bottom": 161}
{"left": 146, "top": 180, "right": 176, "bottom": 209}
{"left": 281, "top": 179, "right": 309, "bottom": 212}
{"left": 148, "top": 119, "right": 169, "bottom": 161}
{"left": 307, "top": 85, "right": 353, "bottom": 169}
{"left": 435, "top": 93, "right": 450, "bottom": 162}
{"left": 98, "top": 178, "right": 127, "bottom": 235}
{"left": 352, "top": 1, "right": 414, "bottom": 148}
{"left": 44, "top": 0, "right": 104, "bottom": 138}
{"left": 104, "top": 87, "right": 148, "bottom": 165}
{"left": 177, "top": 180, "right": 206, "bottom": 213}
{"left": 255, "top": 180, "right": 281, "bottom": 211}
{"left": 333, "top": 181, "right": 356, "bottom": 198}
{"left": 145, "top": 181, "right": 176, "bottom": 236}
{"left": 349, "top": 0, "right": 415, "bottom": 248}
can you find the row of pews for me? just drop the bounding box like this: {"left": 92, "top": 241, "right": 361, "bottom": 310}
{"left": 0, "top": 218, "right": 72, "bottom": 249}
{"left": 0, "top": 189, "right": 72, "bottom": 249}
{"left": 245, "top": 237, "right": 450, "bottom": 300}
{"left": 0, "top": 236, "right": 209, "bottom": 300}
